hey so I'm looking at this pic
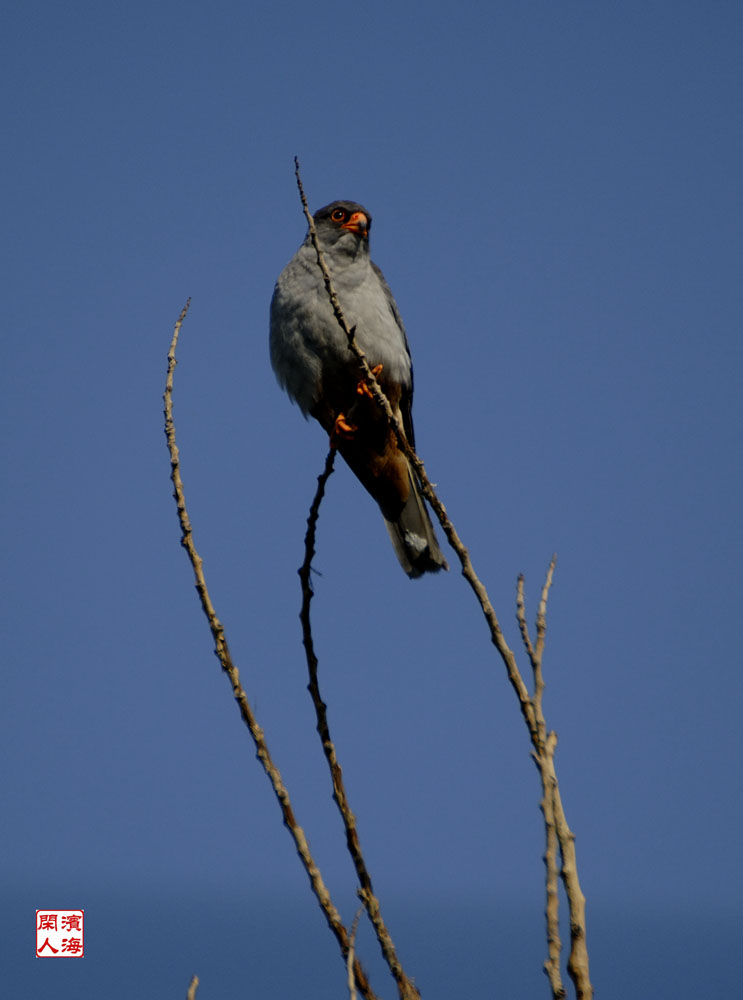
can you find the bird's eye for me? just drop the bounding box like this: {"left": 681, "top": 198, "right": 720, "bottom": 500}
{"left": 331, "top": 208, "right": 346, "bottom": 222}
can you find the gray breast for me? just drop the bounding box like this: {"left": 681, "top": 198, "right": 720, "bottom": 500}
{"left": 270, "top": 244, "right": 411, "bottom": 415}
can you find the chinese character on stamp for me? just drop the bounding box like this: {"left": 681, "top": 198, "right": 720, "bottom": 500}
{"left": 36, "top": 910, "right": 85, "bottom": 957}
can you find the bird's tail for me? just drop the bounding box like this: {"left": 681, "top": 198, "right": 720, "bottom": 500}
{"left": 384, "top": 468, "right": 448, "bottom": 578}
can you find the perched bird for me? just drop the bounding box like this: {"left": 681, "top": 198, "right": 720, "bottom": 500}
{"left": 270, "top": 200, "right": 448, "bottom": 578}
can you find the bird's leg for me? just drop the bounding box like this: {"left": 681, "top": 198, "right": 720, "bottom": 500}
{"left": 330, "top": 412, "right": 358, "bottom": 446}
{"left": 356, "top": 363, "right": 384, "bottom": 399}
{"left": 329, "top": 363, "right": 383, "bottom": 445}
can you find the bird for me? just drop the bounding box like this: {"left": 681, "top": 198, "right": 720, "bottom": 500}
{"left": 270, "top": 199, "right": 448, "bottom": 578}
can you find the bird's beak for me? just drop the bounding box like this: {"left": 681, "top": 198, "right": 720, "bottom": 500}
{"left": 341, "top": 212, "right": 369, "bottom": 237}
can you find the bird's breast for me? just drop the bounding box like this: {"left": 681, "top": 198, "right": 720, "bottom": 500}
{"left": 270, "top": 247, "right": 411, "bottom": 416}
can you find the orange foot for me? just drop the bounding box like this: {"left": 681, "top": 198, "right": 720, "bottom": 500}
{"left": 330, "top": 412, "right": 358, "bottom": 446}
{"left": 356, "top": 363, "right": 384, "bottom": 398}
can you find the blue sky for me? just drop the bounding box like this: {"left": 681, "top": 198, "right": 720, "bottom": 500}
{"left": 3, "top": 1, "right": 741, "bottom": 997}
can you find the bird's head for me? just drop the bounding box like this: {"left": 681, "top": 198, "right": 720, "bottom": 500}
{"left": 311, "top": 201, "right": 372, "bottom": 258}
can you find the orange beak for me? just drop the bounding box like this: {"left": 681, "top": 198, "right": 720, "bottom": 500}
{"left": 341, "top": 211, "right": 369, "bottom": 237}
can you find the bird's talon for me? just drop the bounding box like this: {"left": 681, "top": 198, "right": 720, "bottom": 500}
{"left": 330, "top": 413, "right": 358, "bottom": 445}
{"left": 356, "top": 363, "right": 384, "bottom": 398}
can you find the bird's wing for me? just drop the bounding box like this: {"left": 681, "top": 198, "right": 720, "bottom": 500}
{"left": 370, "top": 261, "right": 416, "bottom": 449}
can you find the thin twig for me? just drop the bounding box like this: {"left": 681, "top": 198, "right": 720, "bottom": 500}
{"left": 347, "top": 909, "right": 364, "bottom": 1000}
{"left": 531, "top": 556, "right": 556, "bottom": 756}
{"left": 516, "top": 575, "right": 538, "bottom": 674}
{"left": 534, "top": 556, "right": 557, "bottom": 684}
{"left": 294, "top": 158, "right": 539, "bottom": 747}
{"left": 538, "top": 734, "right": 565, "bottom": 998}
{"left": 163, "top": 301, "right": 378, "bottom": 1000}
{"left": 521, "top": 560, "right": 565, "bottom": 997}
{"left": 529, "top": 566, "right": 590, "bottom": 1000}
{"left": 293, "top": 161, "right": 593, "bottom": 999}
{"left": 552, "top": 773, "right": 591, "bottom": 1000}
{"left": 186, "top": 975, "right": 199, "bottom": 1000}
{"left": 298, "top": 447, "right": 420, "bottom": 1000}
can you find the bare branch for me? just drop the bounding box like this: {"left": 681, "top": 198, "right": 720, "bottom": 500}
{"left": 186, "top": 975, "right": 199, "bottom": 1000}
{"left": 525, "top": 557, "right": 590, "bottom": 999}
{"left": 294, "top": 158, "right": 539, "bottom": 746}
{"left": 298, "top": 447, "right": 421, "bottom": 1000}
{"left": 163, "top": 302, "right": 379, "bottom": 1000}
{"left": 553, "top": 772, "right": 591, "bottom": 998}
{"left": 534, "top": 555, "right": 557, "bottom": 675}
{"left": 537, "top": 733, "right": 565, "bottom": 999}
{"left": 516, "top": 574, "right": 537, "bottom": 669}
{"left": 525, "top": 557, "right": 557, "bottom": 757}
{"left": 347, "top": 909, "right": 364, "bottom": 1000}
{"left": 293, "top": 162, "right": 593, "bottom": 999}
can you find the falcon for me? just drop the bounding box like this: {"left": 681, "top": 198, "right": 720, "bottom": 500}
{"left": 270, "top": 200, "right": 447, "bottom": 578}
